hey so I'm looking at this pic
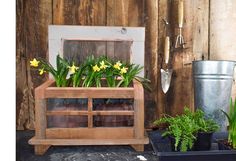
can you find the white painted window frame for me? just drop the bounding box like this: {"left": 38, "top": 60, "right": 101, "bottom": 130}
{"left": 48, "top": 25, "right": 145, "bottom": 77}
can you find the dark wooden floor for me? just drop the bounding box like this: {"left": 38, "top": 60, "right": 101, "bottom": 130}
{"left": 16, "top": 131, "right": 158, "bottom": 161}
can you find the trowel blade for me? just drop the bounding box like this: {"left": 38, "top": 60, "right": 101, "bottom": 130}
{"left": 161, "top": 69, "right": 173, "bottom": 94}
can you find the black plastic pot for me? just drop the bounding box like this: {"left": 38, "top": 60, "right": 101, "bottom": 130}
{"left": 168, "top": 136, "right": 179, "bottom": 151}
{"left": 149, "top": 131, "right": 236, "bottom": 161}
{"left": 217, "top": 139, "right": 232, "bottom": 150}
{"left": 194, "top": 132, "right": 213, "bottom": 151}
{"left": 168, "top": 136, "right": 192, "bottom": 152}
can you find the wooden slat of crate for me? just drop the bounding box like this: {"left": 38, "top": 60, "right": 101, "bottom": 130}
{"left": 45, "top": 127, "right": 134, "bottom": 139}
{"left": 46, "top": 110, "right": 134, "bottom": 116}
{"left": 45, "top": 87, "right": 134, "bottom": 98}
{"left": 29, "top": 137, "right": 149, "bottom": 146}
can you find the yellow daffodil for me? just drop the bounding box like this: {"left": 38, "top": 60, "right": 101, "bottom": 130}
{"left": 113, "top": 61, "right": 122, "bottom": 70}
{"left": 30, "top": 58, "right": 40, "bottom": 67}
{"left": 68, "top": 63, "right": 79, "bottom": 74}
{"left": 39, "top": 68, "right": 46, "bottom": 75}
{"left": 120, "top": 67, "right": 128, "bottom": 74}
{"left": 100, "top": 61, "right": 108, "bottom": 70}
{"left": 93, "top": 64, "right": 100, "bottom": 72}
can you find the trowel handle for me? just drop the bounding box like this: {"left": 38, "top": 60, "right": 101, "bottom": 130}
{"left": 178, "top": 0, "right": 184, "bottom": 28}
{"left": 164, "top": 36, "right": 170, "bottom": 64}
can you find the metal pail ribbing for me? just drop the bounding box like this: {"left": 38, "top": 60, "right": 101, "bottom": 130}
{"left": 192, "top": 60, "right": 236, "bottom": 131}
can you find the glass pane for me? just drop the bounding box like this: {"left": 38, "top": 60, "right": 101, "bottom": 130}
{"left": 47, "top": 98, "right": 87, "bottom": 111}
{"left": 47, "top": 116, "right": 88, "bottom": 128}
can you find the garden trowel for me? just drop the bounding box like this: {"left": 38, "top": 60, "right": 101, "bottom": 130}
{"left": 161, "top": 36, "right": 173, "bottom": 93}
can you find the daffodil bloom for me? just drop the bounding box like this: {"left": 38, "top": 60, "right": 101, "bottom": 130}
{"left": 100, "top": 61, "right": 108, "bottom": 70}
{"left": 120, "top": 67, "right": 128, "bottom": 74}
{"left": 93, "top": 64, "right": 100, "bottom": 72}
{"left": 68, "top": 63, "right": 79, "bottom": 74}
{"left": 30, "top": 58, "right": 40, "bottom": 67}
{"left": 39, "top": 68, "right": 46, "bottom": 75}
{"left": 113, "top": 61, "right": 122, "bottom": 70}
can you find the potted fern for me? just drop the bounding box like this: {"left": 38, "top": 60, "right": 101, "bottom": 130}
{"left": 154, "top": 108, "right": 199, "bottom": 152}
{"left": 153, "top": 107, "right": 219, "bottom": 152}
{"left": 218, "top": 98, "right": 236, "bottom": 150}
{"left": 192, "top": 109, "right": 219, "bottom": 151}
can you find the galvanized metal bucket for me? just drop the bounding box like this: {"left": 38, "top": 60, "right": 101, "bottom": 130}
{"left": 192, "top": 60, "right": 236, "bottom": 131}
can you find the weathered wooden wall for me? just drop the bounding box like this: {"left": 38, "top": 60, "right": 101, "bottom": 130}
{"left": 16, "top": 0, "right": 236, "bottom": 130}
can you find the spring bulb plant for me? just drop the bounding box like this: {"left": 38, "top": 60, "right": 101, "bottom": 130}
{"left": 30, "top": 55, "right": 71, "bottom": 87}
{"left": 30, "top": 54, "right": 150, "bottom": 88}
{"left": 221, "top": 98, "right": 236, "bottom": 149}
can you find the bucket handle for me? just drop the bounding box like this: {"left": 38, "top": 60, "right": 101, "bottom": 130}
{"left": 234, "top": 62, "right": 236, "bottom": 84}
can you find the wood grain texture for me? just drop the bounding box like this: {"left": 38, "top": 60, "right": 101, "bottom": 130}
{"left": 192, "top": 0, "right": 209, "bottom": 60}
{"left": 29, "top": 137, "right": 149, "bottom": 145}
{"left": 46, "top": 127, "right": 134, "bottom": 139}
{"left": 157, "top": 0, "right": 170, "bottom": 117}
{"left": 16, "top": 0, "right": 52, "bottom": 130}
{"left": 165, "top": 0, "right": 195, "bottom": 116}
{"left": 53, "top": 0, "right": 106, "bottom": 25}
{"left": 46, "top": 110, "right": 134, "bottom": 116}
{"left": 17, "top": 0, "right": 234, "bottom": 130}
{"left": 30, "top": 80, "right": 148, "bottom": 154}
{"left": 35, "top": 99, "right": 47, "bottom": 139}
{"left": 133, "top": 80, "right": 145, "bottom": 139}
{"left": 209, "top": 0, "right": 236, "bottom": 99}
{"left": 144, "top": 0, "right": 158, "bottom": 127}
{"left": 34, "top": 145, "right": 50, "bottom": 155}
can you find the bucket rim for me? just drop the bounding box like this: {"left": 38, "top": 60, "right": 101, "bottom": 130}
{"left": 192, "top": 60, "right": 236, "bottom": 64}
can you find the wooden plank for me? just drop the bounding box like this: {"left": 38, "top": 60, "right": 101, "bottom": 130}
{"left": 156, "top": 0, "right": 170, "bottom": 118}
{"left": 46, "top": 127, "right": 134, "bottom": 139}
{"left": 46, "top": 110, "right": 88, "bottom": 116}
{"left": 45, "top": 87, "right": 134, "bottom": 98}
{"left": 29, "top": 137, "right": 149, "bottom": 145}
{"left": 46, "top": 110, "right": 134, "bottom": 116}
{"left": 53, "top": 0, "right": 106, "bottom": 25}
{"left": 35, "top": 80, "right": 54, "bottom": 99}
{"left": 114, "top": 41, "right": 132, "bottom": 62}
{"left": 79, "top": 0, "right": 106, "bottom": 26}
{"left": 93, "top": 111, "right": 134, "bottom": 116}
{"left": 128, "top": 0, "right": 145, "bottom": 27}
{"left": 166, "top": 0, "right": 195, "bottom": 116}
{"left": 144, "top": 0, "right": 158, "bottom": 127}
{"left": 35, "top": 99, "right": 47, "bottom": 139}
{"left": 192, "top": 0, "right": 209, "bottom": 60}
{"left": 106, "top": 0, "right": 145, "bottom": 30}
{"left": 88, "top": 98, "right": 93, "bottom": 128}
{"left": 133, "top": 80, "right": 145, "bottom": 139}
{"left": 130, "top": 144, "right": 144, "bottom": 152}
{"left": 16, "top": 0, "right": 29, "bottom": 130}
{"left": 34, "top": 145, "right": 50, "bottom": 155}
{"left": 209, "top": 0, "right": 236, "bottom": 99}
{"left": 106, "top": 0, "right": 129, "bottom": 26}
{"left": 16, "top": 0, "right": 52, "bottom": 130}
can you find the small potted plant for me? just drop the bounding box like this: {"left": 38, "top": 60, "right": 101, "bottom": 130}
{"left": 192, "top": 109, "right": 219, "bottom": 151}
{"left": 219, "top": 98, "right": 236, "bottom": 150}
{"left": 154, "top": 108, "right": 199, "bottom": 152}
{"left": 153, "top": 107, "right": 219, "bottom": 152}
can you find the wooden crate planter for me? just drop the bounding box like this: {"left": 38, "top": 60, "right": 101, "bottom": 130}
{"left": 29, "top": 79, "right": 149, "bottom": 155}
